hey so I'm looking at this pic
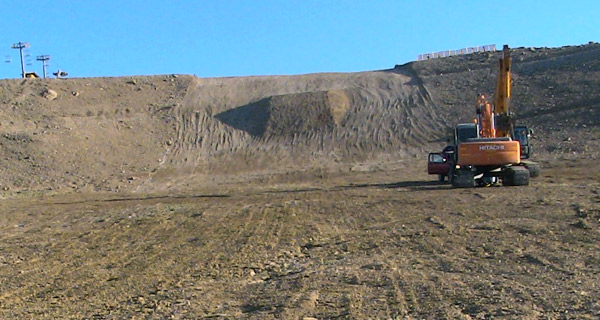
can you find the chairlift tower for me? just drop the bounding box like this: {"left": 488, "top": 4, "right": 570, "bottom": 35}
{"left": 36, "top": 55, "right": 51, "bottom": 78}
{"left": 11, "top": 42, "right": 30, "bottom": 78}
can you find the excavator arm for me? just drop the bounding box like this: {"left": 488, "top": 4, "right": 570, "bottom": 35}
{"left": 494, "top": 44, "right": 513, "bottom": 137}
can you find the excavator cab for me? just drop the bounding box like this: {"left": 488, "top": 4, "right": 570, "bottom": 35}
{"left": 513, "top": 125, "right": 532, "bottom": 159}
{"left": 454, "top": 123, "right": 479, "bottom": 146}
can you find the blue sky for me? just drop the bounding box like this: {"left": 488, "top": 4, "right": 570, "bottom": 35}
{"left": 0, "top": 1, "right": 597, "bottom": 79}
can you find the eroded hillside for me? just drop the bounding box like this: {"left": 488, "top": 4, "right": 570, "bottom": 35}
{"left": 0, "top": 43, "right": 598, "bottom": 193}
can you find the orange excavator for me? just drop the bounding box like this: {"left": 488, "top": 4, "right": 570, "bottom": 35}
{"left": 428, "top": 45, "right": 539, "bottom": 187}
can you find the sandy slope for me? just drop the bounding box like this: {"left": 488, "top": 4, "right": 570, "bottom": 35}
{"left": 0, "top": 71, "right": 441, "bottom": 193}
{"left": 0, "top": 43, "right": 599, "bottom": 194}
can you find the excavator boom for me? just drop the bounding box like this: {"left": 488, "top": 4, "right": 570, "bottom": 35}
{"left": 494, "top": 45, "right": 512, "bottom": 137}
{"left": 463, "top": 44, "right": 518, "bottom": 168}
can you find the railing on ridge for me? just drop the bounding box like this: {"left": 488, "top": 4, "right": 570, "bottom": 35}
{"left": 417, "top": 44, "right": 497, "bottom": 61}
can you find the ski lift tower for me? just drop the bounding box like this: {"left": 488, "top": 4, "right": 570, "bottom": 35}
{"left": 36, "top": 55, "right": 51, "bottom": 78}
{"left": 11, "top": 42, "right": 30, "bottom": 78}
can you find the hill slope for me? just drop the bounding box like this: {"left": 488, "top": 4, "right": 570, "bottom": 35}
{"left": 0, "top": 43, "right": 598, "bottom": 193}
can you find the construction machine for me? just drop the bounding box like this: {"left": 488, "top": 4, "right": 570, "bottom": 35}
{"left": 427, "top": 45, "right": 539, "bottom": 187}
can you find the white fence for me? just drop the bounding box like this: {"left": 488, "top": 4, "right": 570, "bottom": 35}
{"left": 417, "top": 44, "right": 497, "bottom": 61}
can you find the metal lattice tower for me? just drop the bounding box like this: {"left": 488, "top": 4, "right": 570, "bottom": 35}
{"left": 36, "top": 55, "right": 51, "bottom": 78}
{"left": 11, "top": 42, "right": 30, "bottom": 78}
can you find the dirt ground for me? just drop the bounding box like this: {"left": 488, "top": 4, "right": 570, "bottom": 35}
{"left": 0, "top": 155, "right": 599, "bottom": 319}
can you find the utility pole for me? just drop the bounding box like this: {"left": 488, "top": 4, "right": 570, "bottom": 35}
{"left": 36, "top": 55, "right": 51, "bottom": 78}
{"left": 11, "top": 42, "right": 30, "bottom": 78}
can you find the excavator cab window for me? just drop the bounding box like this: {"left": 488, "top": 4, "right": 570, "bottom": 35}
{"left": 455, "top": 124, "right": 479, "bottom": 145}
{"left": 513, "top": 125, "right": 532, "bottom": 159}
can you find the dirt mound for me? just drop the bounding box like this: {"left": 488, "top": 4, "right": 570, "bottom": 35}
{"left": 0, "top": 43, "right": 598, "bottom": 193}
{"left": 156, "top": 70, "right": 442, "bottom": 187}
{"left": 0, "top": 75, "right": 193, "bottom": 192}
{"left": 215, "top": 90, "right": 350, "bottom": 138}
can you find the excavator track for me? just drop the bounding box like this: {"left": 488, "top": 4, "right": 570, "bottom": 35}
{"left": 451, "top": 168, "right": 476, "bottom": 188}
{"left": 522, "top": 160, "right": 540, "bottom": 178}
{"left": 502, "top": 166, "right": 530, "bottom": 186}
